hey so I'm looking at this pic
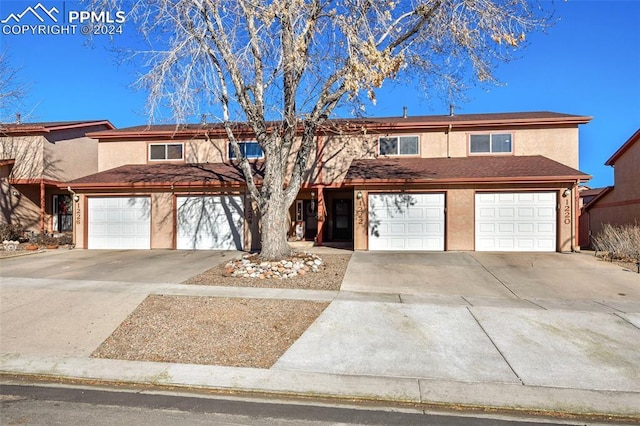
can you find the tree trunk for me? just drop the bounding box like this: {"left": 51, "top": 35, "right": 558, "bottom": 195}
{"left": 258, "top": 189, "right": 293, "bottom": 260}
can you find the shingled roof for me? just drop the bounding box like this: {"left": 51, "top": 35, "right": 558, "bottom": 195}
{"left": 67, "top": 162, "right": 264, "bottom": 189}
{"left": 345, "top": 156, "right": 590, "bottom": 184}
{"left": 0, "top": 120, "right": 114, "bottom": 135}
{"left": 87, "top": 111, "right": 591, "bottom": 140}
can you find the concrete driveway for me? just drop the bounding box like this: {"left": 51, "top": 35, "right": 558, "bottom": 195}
{"left": 275, "top": 251, "right": 640, "bottom": 394}
{"left": 0, "top": 249, "right": 238, "bottom": 357}
{"left": 0, "top": 249, "right": 239, "bottom": 283}
{"left": 340, "top": 251, "right": 640, "bottom": 309}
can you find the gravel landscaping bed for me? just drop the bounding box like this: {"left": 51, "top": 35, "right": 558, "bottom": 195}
{"left": 92, "top": 295, "right": 329, "bottom": 368}
{"left": 92, "top": 253, "right": 350, "bottom": 368}
{"left": 184, "top": 253, "right": 351, "bottom": 291}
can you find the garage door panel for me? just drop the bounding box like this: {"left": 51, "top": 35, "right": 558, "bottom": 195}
{"left": 177, "top": 196, "right": 244, "bottom": 250}
{"left": 476, "top": 192, "right": 556, "bottom": 252}
{"left": 369, "top": 193, "right": 444, "bottom": 251}
{"left": 88, "top": 197, "right": 151, "bottom": 249}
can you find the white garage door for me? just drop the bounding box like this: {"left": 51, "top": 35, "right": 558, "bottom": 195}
{"left": 475, "top": 192, "right": 556, "bottom": 252}
{"left": 177, "top": 195, "right": 244, "bottom": 250}
{"left": 88, "top": 197, "right": 151, "bottom": 249}
{"left": 368, "top": 193, "right": 445, "bottom": 251}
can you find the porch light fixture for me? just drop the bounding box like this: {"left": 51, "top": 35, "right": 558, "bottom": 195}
{"left": 73, "top": 195, "right": 80, "bottom": 202}
{"left": 356, "top": 191, "right": 363, "bottom": 199}
{"left": 563, "top": 189, "right": 571, "bottom": 197}
{"left": 11, "top": 190, "right": 20, "bottom": 197}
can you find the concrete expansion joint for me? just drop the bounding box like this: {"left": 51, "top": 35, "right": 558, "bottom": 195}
{"left": 465, "top": 307, "right": 524, "bottom": 385}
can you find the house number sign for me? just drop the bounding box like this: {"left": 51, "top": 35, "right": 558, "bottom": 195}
{"left": 563, "top": 198, "right": 571, "bottom": 225}
{"left": 75, "top": 203, "right": 81, "bottom": 225}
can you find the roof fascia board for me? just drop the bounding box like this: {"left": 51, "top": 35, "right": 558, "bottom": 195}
{"left": 345, "top": 174, "right": 590, "bottom": 185}
{"left": 604, "top": 128, "right": 640, "bottom": 166}
{"left": 64, "top": 181, "right": 250, "bottom": 191}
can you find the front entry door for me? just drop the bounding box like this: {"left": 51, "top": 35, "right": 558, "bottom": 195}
{"left": 332, "top": 199, "right": 352, "bottom": 241}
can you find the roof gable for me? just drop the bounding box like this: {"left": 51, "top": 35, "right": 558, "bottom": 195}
{"left": 605, "top": 128, "right": 640, "bottom": 166}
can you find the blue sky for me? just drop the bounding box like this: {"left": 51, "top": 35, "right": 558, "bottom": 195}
{"left": 1, "top": 0, "right": 639, "bottom": 188}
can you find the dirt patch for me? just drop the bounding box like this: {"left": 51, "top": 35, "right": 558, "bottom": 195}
{"left": 183, "top": 253, "right": 351, "bottom": 291}
{"left": 92, "top": 295, "right": 328, "bottom": 368}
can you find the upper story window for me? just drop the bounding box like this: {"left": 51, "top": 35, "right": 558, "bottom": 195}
{"left": 378, "top": 135, "right": 419, "bottom": 156}
{"left": 469, "top": 133, "right": 512, "bottom": 154}
{"left": 229, "top": 141, "right": 264, "bottom": 160}
{"left": 149, "top": 143, "right": 184, "bottom": 161}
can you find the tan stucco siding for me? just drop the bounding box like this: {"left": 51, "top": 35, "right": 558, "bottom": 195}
{"left": 44, "top": 136, "right": 98, "bottom": 181}
{"left": 0, "top": 178, "right": 41, "bottom": 230}
{"left": 99, "top": 141, "right": 147, "bottom": 171}
{"left": 185, "top": 138, "right": 226, "bottom": 163}
{"left": 0, "top": 135, "right": 44, "bottom": 179}
{"left": 512, "top": 127, "right": 579, "bottom": 168}
{"left": 445, "top": 188, "right": 475, "bottom": 250}
{"left": 316, "top": 125, "right": 580, "bottom": 185}
{"left": 151, "top": 192, "right": 175, "bottom": 249}
{"left": 585, "top": 140, "right": 640, "bottom": 241}
{"left": 609, "top": 140, "right": 640, "bottom": 203}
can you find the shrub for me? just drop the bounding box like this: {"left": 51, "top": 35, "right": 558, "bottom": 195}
{"left": 0, "top": 223, "right": 28, "bottom": 242}
{"left": 56, "top": 234, "right": 73, "bottom": 245}
{"left": 592, "top": 223, "right": 640, "bottom": 263}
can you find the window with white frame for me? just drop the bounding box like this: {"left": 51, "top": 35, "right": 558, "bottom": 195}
{"left": 469, "top": 133, "right": 512, "bottom": 154}
{"left": 228, "top": 141, "right": 264, "bottom": 159}
{"left": 149, "top": 143, "right": 184, "bottom": 161}
{"left": 378, "top": 135, "right": 419, "bottom": 156}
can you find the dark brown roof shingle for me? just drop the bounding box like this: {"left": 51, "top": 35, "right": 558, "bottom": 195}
{"left": 345, "top": 156, "right": 590, "bottom": 183}
{"left": 68, "top": 162, "right": 263, "bottom": 189}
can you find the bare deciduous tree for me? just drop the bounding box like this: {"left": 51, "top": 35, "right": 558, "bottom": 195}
{"left": 0, "top": 50, "right": 28, "bottom": 123}
{"left": 91, "top": 0, "right": 549, "bottom": 259}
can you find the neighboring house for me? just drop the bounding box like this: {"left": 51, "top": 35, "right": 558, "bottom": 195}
{"left": 582, "top": 128, "right": 640, "bottom": 247}
{"left": 67, "top": 111, "right": 591, "bottom": 252}
{"left": 577, "top": 186, "right": 607, "bottom": 247}
{"left": 0, "top": 120, "right": 115, "bottom": 234}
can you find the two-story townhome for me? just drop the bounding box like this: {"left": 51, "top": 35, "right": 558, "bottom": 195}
{"left": 66, "top": 111, "right": 591, "bottom": 252}
{"left": 0, "top": 120, "right": 115, "bottom": 235}
{"left": 581, "top": 128, "right": 640, "bottom": 247}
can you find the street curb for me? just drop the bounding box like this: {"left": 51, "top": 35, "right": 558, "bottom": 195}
{"left": 2, "top": 353, "right": 639, "bottom": 422}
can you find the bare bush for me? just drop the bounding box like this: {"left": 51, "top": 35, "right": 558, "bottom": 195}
{"left": 0, "top": 223, "right": 28, "bottom": 242}
{"left": 592, "top": 223, "right": 640, "bottom": 263}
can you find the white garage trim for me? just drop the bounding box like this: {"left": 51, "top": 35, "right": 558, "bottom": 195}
{"left": 475, "top": 192, "right": 557, "bottom": 252}
{"left": 368, "top": 193, "right": 445, "bottom": 251}
{"left": 88, "top": 197, "right": 151, "bottom": 249}
{"left": 177, "top": 195, "right": 244, "bottom": 250}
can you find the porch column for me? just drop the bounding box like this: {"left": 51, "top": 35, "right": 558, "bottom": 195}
{"left": 40, "top": 178, "right": 45, "bottom": 234}
{"left": 316, "top": 186, "right": 324, "bottom": 245}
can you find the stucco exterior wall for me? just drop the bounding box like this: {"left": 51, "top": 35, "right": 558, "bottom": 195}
{"left": 446, "top": 188, "right": 475, "bottom": 250}
{"left": 0, "top": 135, "right": 44, "bottom": 179}
{"left": 151, "top": 192, "right": 175, "bottom": 249}
{"left": 185, "top": 138, "right": 226, "bottom": 163}
{"left": 585, "top": 139, "right": 639, "bottom": 242}
{"left": 98, "top": 141, "right": 147, "bottom": 171}
{"left": 0, "top": 178, "right": 41, "bottom": 230}
{"left": 44, "top": 135, "right": 98, "bottom": 181}
{"left": 313, "top": 125, "right": 580, "bottom": 187}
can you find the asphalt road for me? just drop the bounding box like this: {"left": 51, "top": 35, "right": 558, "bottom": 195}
{"left": 0, "top": 383, "right": 578, "bottom": 426}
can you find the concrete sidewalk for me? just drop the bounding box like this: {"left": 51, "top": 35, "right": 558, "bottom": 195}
{"left": 1, "top": 251, "right": 640, "bottom": 420}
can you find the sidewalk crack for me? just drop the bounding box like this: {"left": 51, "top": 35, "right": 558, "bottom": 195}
{"left": 466, "top": 307, "right": 523, "bottom": 385}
